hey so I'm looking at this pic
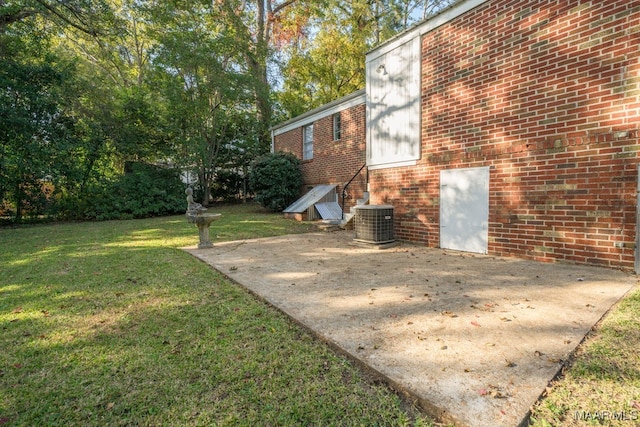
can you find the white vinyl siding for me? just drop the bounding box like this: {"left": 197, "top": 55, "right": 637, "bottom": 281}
{"left": 366, "top": 37, "right": 421, "bottom": 168}
{"left": 303, "top": 123, "right": 314, "bottom": 160}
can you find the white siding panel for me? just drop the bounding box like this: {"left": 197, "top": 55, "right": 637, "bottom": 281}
{"left": 366, "top": 37, "right": 421, "bottom": 168}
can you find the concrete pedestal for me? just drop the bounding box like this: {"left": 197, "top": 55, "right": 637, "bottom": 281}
{"left": 186, "top": 212, "right": 221, "bottom": 248}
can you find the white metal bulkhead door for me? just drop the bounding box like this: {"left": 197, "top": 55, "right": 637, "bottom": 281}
{"left": 440, "top": 166, "right": 490, "bottom": 254}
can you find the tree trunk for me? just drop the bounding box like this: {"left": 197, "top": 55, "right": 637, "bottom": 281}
{"left": 14, "top": 180, "right": 23, "bottom": 223}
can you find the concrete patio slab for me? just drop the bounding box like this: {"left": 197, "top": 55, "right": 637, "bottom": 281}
{"left": 184, "top": 231, "right": 637, "bottom": 427}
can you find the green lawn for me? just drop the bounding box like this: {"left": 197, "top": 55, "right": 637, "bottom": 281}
{"left": 0, "top": 204, "right": 434, "bottom": 426}
{"left": 2, "top": 203, "right": 638, "bottom": 426}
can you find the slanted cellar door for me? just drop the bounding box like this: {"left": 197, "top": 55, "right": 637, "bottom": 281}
{"left": 440, "top": 166, "right": 490, "bottom": 254}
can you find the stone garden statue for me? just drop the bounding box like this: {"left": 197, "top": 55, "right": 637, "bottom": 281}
{"left": 185, "top": 187, "right": 206, "bottom": 214}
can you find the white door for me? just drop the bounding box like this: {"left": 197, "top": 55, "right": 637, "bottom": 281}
{"left": 440, "top": 167, "right": 490, "bottom": 254}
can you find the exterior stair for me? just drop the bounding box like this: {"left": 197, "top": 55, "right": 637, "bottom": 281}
{"left": 340, "top": 191, "right": 369, "bottom": 229}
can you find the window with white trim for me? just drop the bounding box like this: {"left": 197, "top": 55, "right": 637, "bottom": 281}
{"left": 303, "top": 123, "right": 313, "bottom": 160}
{"left": 333, "top": 113, "right": 341, "bottom": 141}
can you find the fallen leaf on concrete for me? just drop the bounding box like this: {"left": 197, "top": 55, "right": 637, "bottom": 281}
{"left": 480, "top": 385, "right": 509, "bottom": 399}
{"left": 505, "top": 360, "right": 516, "bottom": 368}
{"left": 491, "top": 389, "right": 507, "bottom": 398}
{"left": 471, "top": 321, "right": 481, "bottom": 327}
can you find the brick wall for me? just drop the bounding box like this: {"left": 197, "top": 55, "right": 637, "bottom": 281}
{"left": 370, "top": 0, "right": 640, "bottom": 270}
{"left": 274, "top": 103, "right": 367, "bottom": 211}
{"left": 274, "top": 127, "right": 303, "bottom": 159}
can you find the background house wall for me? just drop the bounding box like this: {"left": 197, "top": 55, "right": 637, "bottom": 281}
{"left": 369, "top": 0, "right": 640, "bottom": 269}
{"left": 273, "top": 99, "right": 367, "bottom": 213}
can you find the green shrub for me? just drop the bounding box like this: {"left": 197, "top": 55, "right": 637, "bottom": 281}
{"left": 60, "top": 163, "right": 185, "bottom": 221}
{"left": 249, "top": 152, "right": 303, "bottom": 211}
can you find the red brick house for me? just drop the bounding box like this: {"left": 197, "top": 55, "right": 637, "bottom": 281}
{"left": 272, "top": 0, "right": 640, "bottom": 272}
{"left": 272, "top": 89, "right": 368, "bottom": 219}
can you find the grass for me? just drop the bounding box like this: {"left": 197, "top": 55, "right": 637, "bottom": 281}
{"left": 3, "top": 203, "right": 639, "bottom": 427}
{"left": 529, "top": 287, "right": 640, "bottom": 426}
{"left": 0, "top": 203, "right": 435, "bottom": 426}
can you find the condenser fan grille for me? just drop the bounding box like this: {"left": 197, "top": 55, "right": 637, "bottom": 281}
{"left": 354, "top": 205, "right": 395, "bottom": 244}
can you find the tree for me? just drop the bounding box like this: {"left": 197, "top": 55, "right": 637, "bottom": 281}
{"left": 151, "top": 1, "right": 257, "bottom": 206}
{"left": 0, "top": 0, "right": 114, "bottom": 35}
{"left": 0, "top": 0, "right": 166, "bottom": 221}
{"left": 217, "top": 0, "right": 306, "bottom": 148}
{"left": 0, "top": 37, "right": 80, "bottom": 221}
{"left": 56, "top": 0, "right": 166, "bottom": 165}
{"left": 275, "top": 0, "right": 458, "bottom": 118}
{"left": 0, "top": 0, "right": 459, "bottom": 222}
